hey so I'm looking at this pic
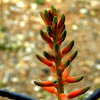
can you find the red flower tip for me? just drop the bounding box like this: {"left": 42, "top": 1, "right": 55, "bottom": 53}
{"left": 44, "top": 10, "right": 52, "bottom": 25}
{"left": 52, "top": 16, "right": 58, "bottom": 30}
{"left": 67, "top": 86, "right": 90, "bottom": 99}
{"left": 51, "top": 5, "right": 57, "bottom": 17}
{"left": 53, "top": 16, "right": 58, "bottom": 25}
{"left": 43, "top": 86, "right": 57, "bottom": 95}
{"left": 40, "top": 30, "right": 53, "bottom": 45}
{"left": 64, "top": 50, "right": 78, "bottom": 63}
{"left": 63, "top": 75, "right": 84, "bottom": 84}
{"left": 53, "top": 75, "right": 60, "bottom": 80}
{"left": 58, "top": 14, "right": 65, "bottom": 29}
{"left": 57, "top": 30, "right": 67, "bottom": 45}
{"left": 58, "top": 24, "right": 65, "bottom": 36}
{"left": 60, "top": 93, "right": 68, "bottom": 100}
{"left": 34, "top": 80, "right": 55, "bottom": 87}
{"left": 47, "top": 25, "right": 55, "bottom": 39}
{"left": 40, "top": 12, "right": 48, "bottom": 25}
{"left": 63, "top": 64, "right": 71, "bottom": 80}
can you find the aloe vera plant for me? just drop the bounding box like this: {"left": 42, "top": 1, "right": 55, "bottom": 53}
{"left": 34, "top": 5, "right": 90, "bottom": 100}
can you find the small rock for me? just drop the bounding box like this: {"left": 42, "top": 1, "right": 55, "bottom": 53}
{"left": 22, "top": 15, "right": 28, "bottom": 20}
{"left": 94, "top": 77, "right": 100, "bottom": 84}
{"left": 85, "top": 60, "right": 94, "bottom": 66}
{"left": 91, "top": 1, "right": 100, "bottom": 8}
{"left": 17, "top": 34, "right": 24, "bottom": 40}
{"left": 31, "top": 3, "right": 37, "bottom": 10}
{"left": 34, "top": 86, "right": 40, "bottom": 92}
{"left": 42, "top": 68, "right": 50, "bottom": 75}
{"left": 3, "top": 71, "right": 10, "bottom": 84}
{"left": 90, "top": 9, "right": 98, "bottom": 16}
{"left": 4, "top": 10, "right": 10, "bottom": 15}
{"left": 79, "top": 8, "right": 89, "bottom": 15}
{"left": 47, "top": 76, "right": 53, "bottom": 81}
{"left": 16, "top": 1, "right": 25, "bottom": 8}
{"left": 3, "top": 0, "right": 10, "bottom": 3}
{"left": 11, "top": 77, "right": 19, "bottom": 83}
{"left": 36, "top": 93, "right": 42, "bottom": 98}
{"left": 82, "top": 66, "right": 91, "bottom": 73}
{"left": 0, "top": 64, "right": 6, "bottom": 69}
{"left": 71, "top": 24, "right": 78, "bottom": 31}
{"left": 79, "top": 8, "right": 89, "bottom": 18}
{"left": 26, "top": 47, "right": 32, "bottom": 53}
{"left": 19, "top": 21, "right": 25, "bottom": 27}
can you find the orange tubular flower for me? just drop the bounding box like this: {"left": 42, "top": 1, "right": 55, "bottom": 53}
{"left": 62, "top": 75, "right": 83, "bottom": 84}
{"left": 36, "top": 54, "right": 55, "bottom": 73}
{"left": 63, "top": 64, "right": 71, "bottom": 79}
{"left": 59, "top": 59, "right": 70, "bottom": 70}
{"left": 34, "top": 5, "right": 90, "bottom": 100}
{"left": 40, "top": 30, "right": 53, "bottom": 49}
{"left": 61, "top": 40, "right": 74, "bottom": 58}
{"left": 63, "top": 50, "right": 78, "bottom": 63}
{"left": 43, "top": 51, "right": 56, "bottom": 62}
{"left": 67, "top": 87, "right": 90, "bottom": 99}
{"left": 43, "top": 87, "right": 57, "bottom": 96}
{"left": 34, "top": 80, "right": 56, "bottom": 87}
{"left": 60, "top": 93, "right": 68, "bottom": 100}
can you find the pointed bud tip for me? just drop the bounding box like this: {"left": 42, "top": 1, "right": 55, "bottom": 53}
{"left": 47, "top": 25, "right": 50, "bottom": 28}
{"left": 40, "top": 30, "right": 42, "bottom": 33}
{"left": 54, "top": 43, "right": 59, "bottom": 51}
{"left": 47, "top": 25, "right": 51, "bottom": 32}
{"left": 75, "top": 50, "right": 78, "bottom": 54}
{"left": 63, "top": 30, "right": 67, "bottom": 35}
{"left": 51, "top": 5, "right": 55, "bottom": 10}
{"left": 84, "top": 86, "right": 90, "bottom": 92}
{"left": 34, "top": 81, "right": 41, "bottom": 86}
{"left": 36, "top": 54, "right": 39, "bottom": 58}
{"left": 67, "top": 59, "right": 70, "bottom": 63}
{"left": 53, "top": 16, "right": 58, "bottom": 23}
{"left": 40, "top": 30, "right": 44, "bottom": 35}
{"left": 74, "top": 75, "right": 84, "bottom": 82}
{"left": 81, "top": 75, "right": 84, "bottom": 79}
{"left": 44, "top": 9, "right": 47, "bottom": 13}
{"left": 52, "top": 78, "right": 57, "bottom": 84}
{"left": 73, "top": 50, "right": 78, "bottom": 58}
{"left": 61, "top": 30, "right": 67, "bottom": 39}
{"left": 43, "top": 51, "right": 47, "bottom": 56}
{"left": 79, "top": 75, "right": 84, "bottom": 81}
{"left": 76, "top": 75, "right": 84, "bottom": 81}
{"left": 71, "top": 40, "right": 74, "bottom": 45}
{"left": 62, "top": 14, "right": 65, "bottom": 19}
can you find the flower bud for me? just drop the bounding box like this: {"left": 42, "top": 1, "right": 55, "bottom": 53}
{"left": 68, "top": 86, "right": 90, "bottom": 99}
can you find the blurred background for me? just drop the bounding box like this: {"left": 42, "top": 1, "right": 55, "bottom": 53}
{"left": 0, "top": 0, "right": 100, "bottom": 100}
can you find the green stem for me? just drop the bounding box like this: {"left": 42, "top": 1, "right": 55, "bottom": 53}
{"left": 53, "top": 26, "right": 64, "bottom": 100}
{"left": 54, "top": 42, "right": 64, "bottom": 100}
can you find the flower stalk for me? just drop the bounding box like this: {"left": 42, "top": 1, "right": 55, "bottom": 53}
{"left": 34, "top": 5, "right": 90, "bottom": 100}
{"left": 54, "top": 43, "right": 63, "bottom": 100}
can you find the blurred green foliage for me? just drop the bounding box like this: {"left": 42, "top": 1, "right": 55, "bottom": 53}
{"left": 0, "top": 82, "right": 7, "bottom": 88}
{"left": 0, "top": 23, "right": 6, "bottom": 32}
{"left": 35, "top": 0, "right": 45, "bottom": 5}
{"left": 0, "top": 23, "right": 22, "bottom": 52}
{"left": 78, "top": 93, "right": 87, "bottom": 100}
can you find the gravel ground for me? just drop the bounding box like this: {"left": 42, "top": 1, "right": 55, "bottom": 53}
{"left": 0, "top": 0, "right": 100, "bottom": 100}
